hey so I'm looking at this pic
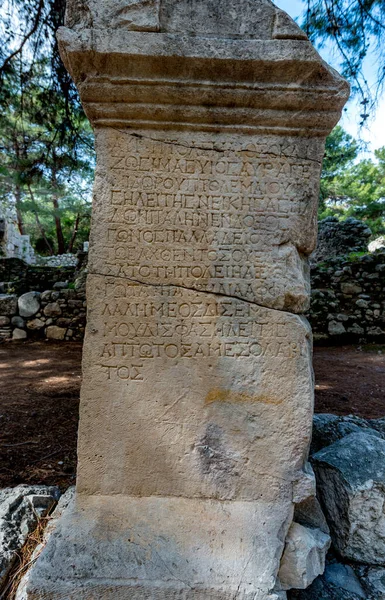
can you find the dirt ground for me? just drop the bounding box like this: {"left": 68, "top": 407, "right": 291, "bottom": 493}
{"left": 0, "top": 341, "right": 384, "bottom": 489}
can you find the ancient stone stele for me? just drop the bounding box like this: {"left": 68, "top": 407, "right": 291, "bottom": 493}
{"left": 23, "top": 1, "right": 349, "bottom": 598}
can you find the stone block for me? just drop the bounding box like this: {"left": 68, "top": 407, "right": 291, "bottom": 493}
{"left": 312, "top": 432, "right": 385, "bottom": 564}
{"left": 279, "top": 522, "right": 330, "bottom": 590}
{"left": 46, "top": 326, "right": 66, "bottom": 340}
{"left": 43, "top": 302, "right": 62, "bottom": 317}
{"left": 26, "top": 318, "right": 45, "bottom": 330}
{"left": 13, "top": 328, "right": 27, "bottom": 340}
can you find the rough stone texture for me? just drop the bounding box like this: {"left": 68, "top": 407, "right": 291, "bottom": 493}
{"left": 46, "top": 325, "right": 66, "bottom": 340}
{"left": 18, "top": 291, "right": 41, "bottom": 318}
{"left": 323, "top": 564, "right": 366, "bottom": 598}
{"left": 0, "top": 293, "right": 17, "bottom": 316}
{"left": 311, "top": 217, "right": 371, "bottom": 265}
{"left": 15, "top": 488, "right": 75, "bottom": 600}
{"left": 311, "top": 414, "right": 384, "bottom": 455}
{"left": 279, "top": 522, "right": 330, "bottom": 590}
{"left": 43, "top": 302, "right": 62, "bottom": 317}
{"left": 312, "top": 432, "right": 385, "bottom": 564}
{"left": 23, "top": 1, "right": 348, "bottom": 598}
{"left": 13, "top": 327, "right": 27, "bottom": 340}
{"left": 12, "top": 315, "right": 25, "bottom": 328}
{"left": 26, "top": 318, "right": 45, "bottom": 330}
{"left": 364, "top": 567, "right": 385, "bottom": 598}
{"left": 0, "top": 486, "right": 60, "bottom": 587}
{"left": 369, "top": 236, "right": 385, "bottom": 253}
{"left": 308, "top": 249, "right": 385, "bottom": 342}
{"left": 289, "top": 562, "right": 367, "bottom": 600}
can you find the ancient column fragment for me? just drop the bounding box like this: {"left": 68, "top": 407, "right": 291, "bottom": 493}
{"left": 24, "top": 1, "right": 349, "bottom": 599}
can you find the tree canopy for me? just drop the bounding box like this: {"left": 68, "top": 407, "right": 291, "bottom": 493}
{"left": 303, "top": 0, "right": 385, "bottom": 122}
{"left": 320, "top": 126, "right": 385, "bottom": 236}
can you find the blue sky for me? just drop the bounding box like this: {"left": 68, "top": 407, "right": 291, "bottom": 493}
{"left": 275, "top": 0, "right": 385, "bottom": 157}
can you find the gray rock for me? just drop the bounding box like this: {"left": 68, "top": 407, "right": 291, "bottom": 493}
{"left": 13, "top": 328, "right": 27, "bottom": 340}
{"left": 324, "top": 564, "right": 366, "bottom": 598}
{"left": 15, "top": 487, "right": 74, "bottom": 600}
{"left": 11, "top": 316, "right": 25, "bottom": 328}
{"left": 279, "top": 523, "right": 330, "bottom": 590}
{"left": 370, "top": 417, "right": 385, "bottom": 436}
{"left": 18, "top": 292, "right": 41, "bottom": 318}
{"left": 294, "top": 495, "right": 330, "bottom": 535}
{"left": 0, "top": 315, "right": 10, "bottom": 327}
{"left": 43, "top": 302, "right": 62, "bottom": 318}
{"left": 40, "top": 291, "right": 52, "bottom": 302}
{"left": 364, "top": 567, "right": 385, "bottom": 598}
{"left": 328, "top": 321, "right": 346, "bottom": 336}
{"left": 311, "top": 414, "right": 383, "bottom": 455}
{"left": 289, "top": 565, "right": 367, "bottom": 600}
{"left": 312, "top": 432, "right": 385, "bottom": 564}
{"left": 0, "top": 486, "right": 60, "bottom": 586}
{"left": 0, "top": 294, "right": 18, "bottom": 316}
{"left": 53, "top": 281, "right": 69, "bottom": 290}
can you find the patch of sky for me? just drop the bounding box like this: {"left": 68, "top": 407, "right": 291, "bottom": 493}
{"left": 274, "top": 0, "right": 385, "bottom": 159}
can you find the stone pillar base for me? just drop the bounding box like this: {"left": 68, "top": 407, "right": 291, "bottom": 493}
{"left": 23, "top": 494, "right": 289, "bottom": 600}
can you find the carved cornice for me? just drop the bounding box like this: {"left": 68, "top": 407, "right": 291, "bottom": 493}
{"left": 58, "top": 29, "right": 350, "bottom": 136}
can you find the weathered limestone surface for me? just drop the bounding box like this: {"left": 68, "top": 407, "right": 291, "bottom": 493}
{"left": 24, "top": 1, "right": 348, "bottom": 598}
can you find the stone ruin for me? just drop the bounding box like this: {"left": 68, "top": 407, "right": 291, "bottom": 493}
{"left": 21, "top": 1, "right": 349, "bottom": 598}
{"left": 0, "top": 205, "right": 35, "bottom": 264}
{"left": 311, "top": 216, "right": 372, "bottom": 265}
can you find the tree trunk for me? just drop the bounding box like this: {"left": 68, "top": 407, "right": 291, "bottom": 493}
{"left": 15, "top": 184, "right": 25, "bottom": 235}
{"left": 51, "top": 161, "right": 66, "bottom": 255}
{"left": 67, "top": 213, "right": 81, "bottom": 253}
{"left": 28, "top": 185, "right": 54, "bottom": 255}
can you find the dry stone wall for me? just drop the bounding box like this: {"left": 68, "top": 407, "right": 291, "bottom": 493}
{"left": 309, "top": 250, "right": 385, "bottom": 342}
{"left": 0, "top": 288, "right": 86, "bottom": 341}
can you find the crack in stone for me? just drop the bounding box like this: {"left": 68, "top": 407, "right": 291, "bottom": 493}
{"left": 112, "top": 128, "right": 322, "bottom": 164}
{"left": 88, "top": 268, "right": 304, "bottom": 316}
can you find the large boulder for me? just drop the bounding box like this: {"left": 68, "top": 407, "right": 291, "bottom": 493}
{"left": 311, "top": 414, "right": 384, "bottom": 455}
{"left": 312, "top": 432, "right": 385, "bottom": 564}
{"left": 18, "top": 292, "right": 41, "bottom": 318}
{"left": 0, "top": 486, "right": 60, "bottom": 586}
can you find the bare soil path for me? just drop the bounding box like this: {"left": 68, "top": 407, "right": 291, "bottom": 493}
{"left": 0, "top": 341, "right": 384, "bottom": 489}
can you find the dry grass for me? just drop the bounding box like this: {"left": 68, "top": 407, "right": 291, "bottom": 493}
{"left": 0, "top": 506, "right": 55, "bottom": 600}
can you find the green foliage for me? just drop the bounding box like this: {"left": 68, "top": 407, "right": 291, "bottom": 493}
{"left": 347, "top": 251, "right": 369, "bottom": 262}
{"left": 320, "top": 127, "right": 385, "bottom": 237}
{"left": 0, "top": 56, "right": 95, "bottom": 254}
{"left": 303, "top": 0, "right": 385, "bottom": 112}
